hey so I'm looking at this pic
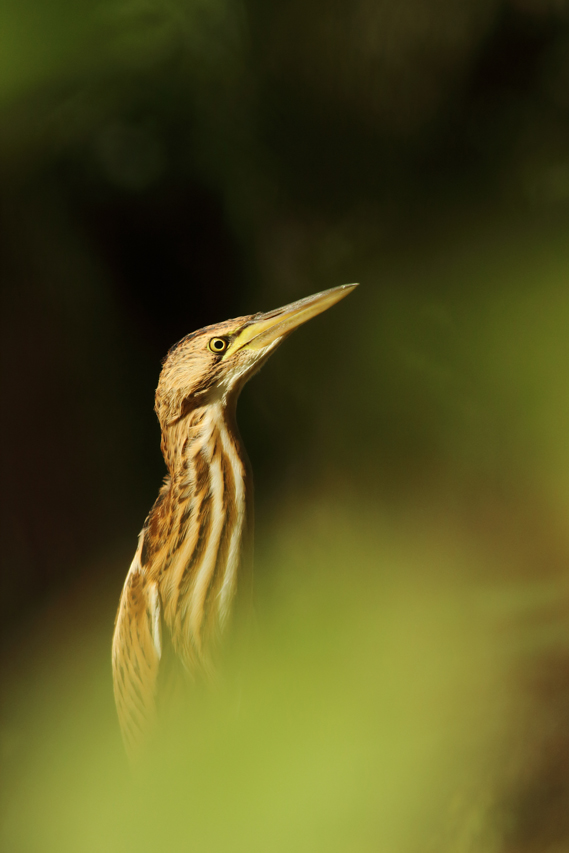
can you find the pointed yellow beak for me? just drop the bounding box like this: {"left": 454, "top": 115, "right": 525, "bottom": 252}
{"left": 226, "top": 283, "right": 358, "bottom": 355}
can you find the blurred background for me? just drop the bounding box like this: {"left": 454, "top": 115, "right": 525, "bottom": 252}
{"left": 2, "top": 0, "right": 569, "bottom": 849}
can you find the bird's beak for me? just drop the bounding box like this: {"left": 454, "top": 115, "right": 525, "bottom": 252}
{"left": 226, "top": 283, "right": 358, "bottom": 355}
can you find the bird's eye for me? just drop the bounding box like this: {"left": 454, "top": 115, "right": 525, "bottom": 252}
{"left": 208, "top": 337, "right": 228, "bottom": 353}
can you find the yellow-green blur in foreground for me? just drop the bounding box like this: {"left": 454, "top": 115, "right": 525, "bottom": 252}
{"left": 2, "top": 506, "right": 513, "bottom": 853}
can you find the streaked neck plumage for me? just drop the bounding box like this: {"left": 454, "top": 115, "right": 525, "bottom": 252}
{"left": 112, "top": 397, "right": 250, "bottom": 755}
{"left": 145, "top": 399, "right": 249, "bottom": 664}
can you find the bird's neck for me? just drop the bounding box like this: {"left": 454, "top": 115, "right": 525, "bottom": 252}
{"left": 147, "top": 400, "right": 249, "bottom": 662}
{"left": 161, "top": 397, "right": 239, "bottom": 477}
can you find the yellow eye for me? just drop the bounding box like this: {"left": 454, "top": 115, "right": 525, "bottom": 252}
{"left": 208, "top": 337, "right": 228, "bottom": 353}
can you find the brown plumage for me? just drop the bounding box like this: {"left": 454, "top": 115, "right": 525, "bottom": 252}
{"left": 112, "top": 284, "right": 357, "bottom": 756}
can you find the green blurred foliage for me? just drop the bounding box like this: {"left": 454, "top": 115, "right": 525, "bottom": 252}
{"left": 2, "top": 0, "right": 569, "bottom": 850}
{"left": 1, "top": 504, "right": 524, "bottom": 852}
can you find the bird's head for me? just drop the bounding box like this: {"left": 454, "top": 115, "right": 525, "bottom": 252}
{"left": 155, "top": 283, "right": 357, "bottom": 427}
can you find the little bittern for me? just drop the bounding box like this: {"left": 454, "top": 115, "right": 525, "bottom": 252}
{"left": 112, "top": 283, "right": 357, "bottom": 755}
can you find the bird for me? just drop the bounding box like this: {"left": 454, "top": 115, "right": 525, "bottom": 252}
{"left": 112, "top": 283, "right": 357, "bottom": 756}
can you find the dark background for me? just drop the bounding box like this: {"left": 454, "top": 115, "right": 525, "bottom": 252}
{"left": 2, "top": 1, "right": 569, "bottom": 850}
